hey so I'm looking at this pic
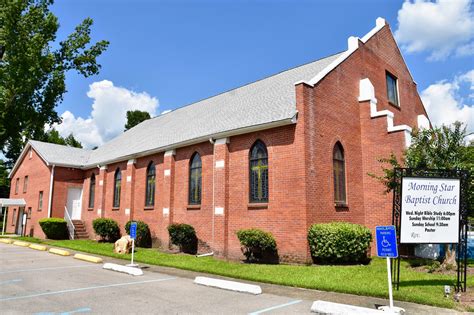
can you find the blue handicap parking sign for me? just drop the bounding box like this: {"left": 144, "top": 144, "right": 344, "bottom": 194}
{"left": 130, "top": 222, "right": 137, "bottom": 239}
{"left": 376, "top": 226, "right": 398, "bottom": 258}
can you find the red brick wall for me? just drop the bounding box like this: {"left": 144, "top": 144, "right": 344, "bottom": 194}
{"left": 7, "top": 149, "right": 51, "bottom": 238}
{"left": 8, "top": 23, "right": 428, "bottom": 262}
{"left": 303, "top": 23, "right": 428, "bottom": 255}
{"left": 52, "top": 167, "right": 84, "bottom": 219}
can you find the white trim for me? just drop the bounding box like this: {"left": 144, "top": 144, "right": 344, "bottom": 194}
{"left": 358, "top": 78, "right": 413, "bottom": 148}
{"left": 296, "top": 18, "right": 387, "bottom": 88}
{"left": 127, "top": 159, "right": 136, "bottom": 165}
{"left": 47, "top": 165, "right": 55, "bottom": 218}
{"left": 99, "top": 166, "right": 107, "bottom": 171}
{"left": 164, "top": 150, "right": 176, "bottom": 157}
{"left": 214, "top": 138, "right": 229, "bottom": 145}
{"left": 214, "top": 207, "right": 224, "bottom": 215}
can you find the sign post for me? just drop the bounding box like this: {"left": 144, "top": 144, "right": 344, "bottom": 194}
{"left": 127, "top": 222, "right": 138, "bottom": 267}
{"left": 376, "top": 225, "right": 403, "bottom": 313}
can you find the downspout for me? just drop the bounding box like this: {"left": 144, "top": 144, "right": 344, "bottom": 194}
{"left": 47, "top": 165, "right": 55, "bottom": 218}
{"left": 196, "top": 138, "right": 215, "bottom": 258}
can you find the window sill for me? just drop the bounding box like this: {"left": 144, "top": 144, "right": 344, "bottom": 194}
{"left": 388, "top": 101, "right": 400, "bottom": 110}
{"left": 248, "top": 203, "right": 268, "bottom": 210}
{"left": 335, "top": 203, "right": 349, "bottom": 211}
{"left": 87, "top": 208, "right": 94, "bottom": 211}
{"left": 144, "top": 206, "right": 155, "bottom": 211}
{"left": 111, "top": 207, "right": 120, "bottom": 211}
{"left": 187, "top": 205, "right": 201, "bottom": 210}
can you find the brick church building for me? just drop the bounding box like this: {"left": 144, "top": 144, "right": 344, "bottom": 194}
{"left": 5, "top": 18, "right": 430, "bottom": 262}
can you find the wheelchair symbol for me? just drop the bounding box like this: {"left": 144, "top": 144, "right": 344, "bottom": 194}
{"left": 381, "top": 236, "right": 391, "bottom": 248}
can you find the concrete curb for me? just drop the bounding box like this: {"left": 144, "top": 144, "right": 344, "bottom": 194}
{"left": 310, "top": 300, "right": 389, "bottom": 314}
{"left": 13, "top": 241, "right": 30, "bottom": 247}
{"left": 103, "top": 263, "right": 143, "bottom": 276}
{"left": 29, "top": 244, "right": 47, "bottom": 251}
{"left": 49, "top": 248, "right": 71, "bottom": 256}
{"left": 0, "top": 238, "right": 13, "bottom": 244}
{"left": 194, "top": 276, "right": 262, "bottom": 295}
{"left": 74, "top": 253, "right": 103, "bottom": 263}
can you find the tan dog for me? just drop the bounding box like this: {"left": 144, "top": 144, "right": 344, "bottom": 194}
{"left": 114, "top": 235, "right": 132, "bottom": 254}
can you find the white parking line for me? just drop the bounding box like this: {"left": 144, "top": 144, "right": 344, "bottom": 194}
{"left": 0, "top": 278, "right": 22, "bottom": 285}
{"left": 2, "top": 257, "right": 63, "bottom": 263}
{"left": 0, "top": 265, "right": 97, "bottom": 274}
{"left": 248, "top": 300, "right": 303, "bottom": 315}
{"left": 0, "top": 277, "right": 176, "bottom": 301}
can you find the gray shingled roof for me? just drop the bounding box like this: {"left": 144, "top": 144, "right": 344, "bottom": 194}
{"left": 29, "top": 52, "right": 344, "bottom": 168}
{"left": 29, "top": 140, "right": 91, "bottom": 166}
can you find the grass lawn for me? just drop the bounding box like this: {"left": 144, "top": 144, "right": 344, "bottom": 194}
{"left": 3, "top": 236, "right": 471, "bottom": 310}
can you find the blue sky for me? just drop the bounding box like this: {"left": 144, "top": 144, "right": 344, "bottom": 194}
{"left": 50, "top": 0, "right": 473, "bottom": 148}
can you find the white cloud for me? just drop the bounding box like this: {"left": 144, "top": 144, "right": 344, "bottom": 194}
{"left": 421, "top": 70, "right": 474, "bottom": 137}
{"left": 53, "top": 80, "right": 158, "bottom": 149}
{"left": 395, "top": 0, "right": 474, "bottom": 60}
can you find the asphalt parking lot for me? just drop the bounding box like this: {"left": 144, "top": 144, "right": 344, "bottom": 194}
{"left": 0, "top": 243, "right": 313, "bottom": 314}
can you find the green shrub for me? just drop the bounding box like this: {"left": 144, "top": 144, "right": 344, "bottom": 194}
{"left": 125, "top": 220, "right": 152, "bottom": 248}
{"left": 167, "top": 223, "right": 197, "bottom": 254}
{"left": 236, "top": 228, "right": 278, "bottom": 263}
{"left": 92, "top": 218, "right": 120, "bottom": 242}
{"left": 38, "top": 218, "right": 69, "bottom": 240}
{"left": 308, "top": 222, "right": 372, "bottom": 264}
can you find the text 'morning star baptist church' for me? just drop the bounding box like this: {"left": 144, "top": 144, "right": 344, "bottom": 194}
{"left": 5, "top": 18, "right": 431, "bottom": 262}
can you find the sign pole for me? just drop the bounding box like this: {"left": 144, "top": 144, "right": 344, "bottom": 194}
{"left": 127, "top": 221, "right": 138, "bottom": 267}
{"left": 386, "top": 257, "right": 394, "bottom": 309}
{"left": 376, "top": 225, "right": 403, "bottom": 314}
{"left": 130, "top": 238, "right": 135, "bottom": 266}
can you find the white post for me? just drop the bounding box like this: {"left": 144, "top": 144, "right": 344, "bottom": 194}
{"left": 2, "top": 207, "right": 6, "bottom": 235}
{"left": 130, "top": 239, "right": 135, "bottom": 266}
{"left": 387, "top": 257, "right": 394, "bottom": 309}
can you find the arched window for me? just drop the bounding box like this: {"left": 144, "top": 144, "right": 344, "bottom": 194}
{"left": 189, "top": 153, "right": 202, "bottom": 204}
{"left": 145, "top": 162, "right": 156, "bottom": 207}
{"left": 89, "top": 174, "right": 95, "bottom": 209}
{"left": 333, "top": 142, "right": 346, "bottom": 205}
{"left": 113, "top": 168, "right": 121, "bottom": 208}
{"left": 249, "top": 140, "right": 268, "bottom": 203}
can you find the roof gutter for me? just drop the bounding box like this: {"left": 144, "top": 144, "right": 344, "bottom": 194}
{"left": 83, "top": 115, "right": 298, "bottom": 168}
{"left": 47, "top": 164, "right": 55, "bottom": 218}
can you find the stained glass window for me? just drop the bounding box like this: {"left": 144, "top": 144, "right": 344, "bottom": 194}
{"left": 189, "top": 153, "right": 202, "bottom": 204}
{"left": 250, "top": 140, "right": 268, "bottom": 203}
{"left": 113, "top": 168, "right": 121, "bottom": 208}
{"left": 89, "top": 174, "right": 95, "bottom": 209}
{"left": 333, "top": 142, "right": 346, "bottom": 205}
{"left": 145, "top": 162, "right": 156, "bottom": 207}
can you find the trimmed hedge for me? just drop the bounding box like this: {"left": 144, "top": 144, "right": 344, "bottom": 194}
{"left": 167, "top": 223, "right": 197, "bottom": 254}
{"left": 92, "top": 218, "right": 120, "bottom": 242}
{"left": 39, "top": 218, "right": 69, "bottom": 240}
{"left": 236, "top": 228, "right": 278, "bottom": 263}
{"left": 308, "top": 222, "right": 372, "bottom": 264}
{"left": 125, "top": 220, "right": 152, "bottom": 248}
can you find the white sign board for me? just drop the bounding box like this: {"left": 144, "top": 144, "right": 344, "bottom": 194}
{"left": 400, "top": 177, "right": 460, "bottom": 244}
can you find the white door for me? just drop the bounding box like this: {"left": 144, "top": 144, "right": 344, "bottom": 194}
{"left": 67, "top": 188, "right": 83, "bottom": 220}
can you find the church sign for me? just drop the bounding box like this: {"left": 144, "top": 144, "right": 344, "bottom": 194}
{"left": 400, "top": 177, "right": 460, "bottom": 244}
{"left": 391, "top": 168, "right": 470, "bottom": 293}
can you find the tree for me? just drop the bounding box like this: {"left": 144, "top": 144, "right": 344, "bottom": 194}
{"left": 43, "top": 128, "right": 82, "bottom": 148}
{"left": 373, "top": 122, "right": 473, "bottom": 268}
{"left": 0, "top": 160, "right": 10, "bottom": 198}
{"left": 125, "top": 110, "right": 151, "bottom": 131}
{"left": 64, "top": 134, "right": 82, "bottom": 148}
{"left": 0, "top": 0, "right": 108, "bottom": 166}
